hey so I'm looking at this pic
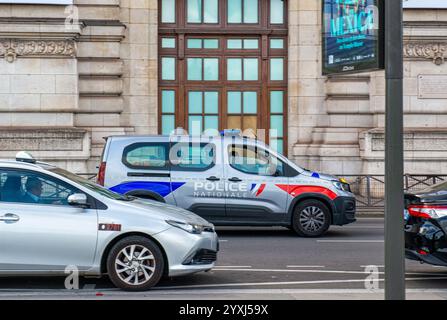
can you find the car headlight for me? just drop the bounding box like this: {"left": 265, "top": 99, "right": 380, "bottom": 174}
{"left": 332, "top": 179, "right": 351, "bottom": 192}
{"left": 166, "top": 220, "right": 209, "bottom": 234}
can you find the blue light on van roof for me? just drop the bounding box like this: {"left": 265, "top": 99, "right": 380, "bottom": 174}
{"left": 220, "top": 129, "right": 241, "bottom": 137}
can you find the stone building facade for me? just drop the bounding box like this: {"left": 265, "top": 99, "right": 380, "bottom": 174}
{"left": 0, "top": 0, "right": 446, "bottom": 176}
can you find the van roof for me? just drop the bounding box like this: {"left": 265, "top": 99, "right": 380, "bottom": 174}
{"left": 107, "top": 134, "right": 258, "bottom": 141}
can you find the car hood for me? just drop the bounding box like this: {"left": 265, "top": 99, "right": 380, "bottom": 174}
{"left": 403, "top": 180, "right": 447, "bottom": 204}
{"left": 115, "top": 198, "right": 213, "bottom": 226}
{"left": 301, "top": 170, "right": 338, "bottom": 182}
{"left": 406, "top": 191, "right": 447, "bottom": 205}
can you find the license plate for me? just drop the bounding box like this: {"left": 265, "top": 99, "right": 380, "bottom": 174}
{"left": 404, "top": 209, "right": 409, "bottom": 221}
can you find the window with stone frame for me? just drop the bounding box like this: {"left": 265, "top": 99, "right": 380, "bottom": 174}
{"left": 158, "top": 0, "right": 288, "bottom": 154}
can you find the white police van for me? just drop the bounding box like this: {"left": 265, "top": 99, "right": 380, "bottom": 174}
{"left": 97, "top": 131, "right": 356, "bottom": 237}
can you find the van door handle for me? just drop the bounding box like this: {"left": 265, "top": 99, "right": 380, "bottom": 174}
{"left": 206, "top": 176, "right": 221, "bottom": 182}
{"left": 0, "top": 214, "right": 20, "bottom": 223}
{"left": 228, "top": 177, "right": 242, "bottom": 182}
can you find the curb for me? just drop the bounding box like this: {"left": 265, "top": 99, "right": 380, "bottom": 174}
{"left": 356, "top": 212, "right": 384, "bottom": 218}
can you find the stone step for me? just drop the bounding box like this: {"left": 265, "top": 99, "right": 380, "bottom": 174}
{"left": 93, "top": 127, "right": 130, "bottom": 144}
{"left": 74, "top": 113, "right": 121, "bottom": 127}
{"left": 326, "top": 78, "right": 370, "bottom": 96}
{"left": 0, "top": 127, "right": 90, "bottom": 161}
{"left": 326, "top": 98, "right": 371, "bottom": 115}
{"left": 79, "top": 96, "right": 124, "bottom": 113}
{"left": 328, "top": 114, "right": 374, "bottom": 128}
{"left": 292, "top": 154, "right": 363, "bottom": 175}
{"left": 0, "top": 112, "right": 73, "bottom": 127}
{"left": 293, "top": 143, "right": 360, "bottom": 157}
{"left": 311, "top": 127, "right": 364, "bottom": 144}
{"left": 79, "top": 77, "right": 123, "bottom": 96}
{"left": 78, "top": 59, "right": 124, "bottom": 77}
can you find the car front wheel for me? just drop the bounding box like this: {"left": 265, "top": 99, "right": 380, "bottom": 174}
{"left": 107, "top": 236, "right": 164, "bottom": 291}
{"left": 292, "top": 200, "right": 331, "bottom": 237}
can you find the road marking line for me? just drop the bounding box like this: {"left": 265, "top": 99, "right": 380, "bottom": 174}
{"left": 317, "top": 240, "right": 384, "bottom": 243}
{"left": 210, "top": 268, "right": 442, "bottom": 276}
{"left": 286, "top": 266, "right": 325, "bottom": 268}
{"left": 152, "top": 276, "right": 447, "bottom": 290}
{"left": 3, "top": 278, "right": 446, "bottom": 295}
{"left": 219, "top": 240, "right": 229, "bottom": 242}
{"left": 2, "top": 286, "right": 447, "bottom": 297}
{"left": 0, "top": 277, "right": 446, "bottom": 295}
{"left": 214, "top": 266, "right": 252, "bottom": 268}
{"left": 340, "top": 226, "right": 384, "bottom": 229}
{"left": 212, "top": 268, "right": 371, "bottom": 274}
{"left": 360, "top": 265, "right": 385, "bottom": 268}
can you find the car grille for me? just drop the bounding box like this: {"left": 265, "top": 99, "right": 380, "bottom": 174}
{"left": 203, "top": 226, "right": 215, "bottom": 233}
{"left": 183, "top": 249, "right": 217, "bottom": 265}
{"left": 345, "top": 200, "right": 356, "bottom": 213}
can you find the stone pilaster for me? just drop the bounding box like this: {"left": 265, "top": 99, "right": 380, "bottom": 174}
{"left": 119, "top": 0, "right": 158, "bottom": 136}
{"left": 289, "top": 0, "right": 327, "bottom": 171}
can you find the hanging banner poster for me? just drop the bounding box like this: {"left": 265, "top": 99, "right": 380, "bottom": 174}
{"left": 322, "top": 0, "right": 384, "bottom": 75}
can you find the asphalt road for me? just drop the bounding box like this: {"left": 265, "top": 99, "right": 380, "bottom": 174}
{"left": 2, "top": 217, "right": 447, "bottom": 299}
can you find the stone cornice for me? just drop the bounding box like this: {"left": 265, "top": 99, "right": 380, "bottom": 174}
{"left": 0, "top": 39, "right": 76, "bottom": 63}
{"left": 404, "top": 42, "right": 447, "bottom": 65}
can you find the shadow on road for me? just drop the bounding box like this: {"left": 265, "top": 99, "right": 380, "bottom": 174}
{"left": 215, "top": 227, "right": 377, "bottom": 239}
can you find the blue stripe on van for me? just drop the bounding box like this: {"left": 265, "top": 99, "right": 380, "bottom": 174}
{"left": 110, "top": 181, "right": 186, "bottom": 198}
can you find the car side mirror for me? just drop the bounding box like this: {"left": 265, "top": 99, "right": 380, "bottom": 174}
{"left": 68, "top": 193, "right": 89, "bottom": 208}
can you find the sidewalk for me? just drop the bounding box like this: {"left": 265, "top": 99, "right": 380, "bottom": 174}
{"left": 1, "top": 289, "right": 446, "bottom": 300}
{"left": 357, "top": 210, "right": 385, "bottom": 218}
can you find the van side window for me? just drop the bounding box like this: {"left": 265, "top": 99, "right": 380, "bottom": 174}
{"left": 170, "top": 143, "right": 215, "bottom": 171}
{"left": 228, "top": 144, "right": 284, "bottom": 176}
{"left": 122, "top": 143, "right": 169, "bottom": 170}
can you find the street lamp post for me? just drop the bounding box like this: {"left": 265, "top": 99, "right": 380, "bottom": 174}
{"left": 384, "top": 0, "right": 405, "bottom": 300}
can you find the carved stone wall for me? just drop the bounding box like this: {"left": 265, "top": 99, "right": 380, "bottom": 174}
{"left": 0, "top": 39, "right": 76, "bottom": 63}
{"left": 0, "top": 1, "right": 156, "bottom": 173}
{"left": 404, "top": 42, "right": 447, "bottom": 66}
{"left": 291, "top": 5, "right": 447, "bottom": 175}
{"left": 0, "top": 1, "right": 445, "bottom": 176}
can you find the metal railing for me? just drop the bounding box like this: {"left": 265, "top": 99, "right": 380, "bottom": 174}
{"left": 341, "top": 175, "right": 447, "bottom": 209}
{"left": 77, "top": 173, "right": 447, "bottom": 210}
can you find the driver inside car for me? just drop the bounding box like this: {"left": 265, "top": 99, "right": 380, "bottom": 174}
{"left": 21, "top": 177, "right": 43, "bottom": 204}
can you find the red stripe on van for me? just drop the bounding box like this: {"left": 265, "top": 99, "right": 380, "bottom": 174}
{"left": 256, "top": 184, "right": 266, "bottom": 196}
{"left": 276, "top": 185, "right": 338, "bottom": 200}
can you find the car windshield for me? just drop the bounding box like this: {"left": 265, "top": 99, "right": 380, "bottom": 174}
{"left": 48, "top": 168, "right": 133, "bottom": 201}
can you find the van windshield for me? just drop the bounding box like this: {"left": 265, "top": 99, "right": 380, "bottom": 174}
{"left": 48, "top": 168, "right": 132, "bottom": 201}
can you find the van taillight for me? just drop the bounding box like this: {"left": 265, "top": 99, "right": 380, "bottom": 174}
{"left": 97, "top": 162, "right": 106, "bottom": 186}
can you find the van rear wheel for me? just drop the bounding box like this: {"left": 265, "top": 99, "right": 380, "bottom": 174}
{"left": 292, "top": 200, "right": 330, "bottom": 237}
{"left": 137, "top": 195, "right": 157, "bottom": 201}
{"left": 125, "top": 192, "right": 163, "bottom": 202}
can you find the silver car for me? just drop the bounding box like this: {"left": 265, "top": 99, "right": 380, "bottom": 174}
{"left": 0, "top": 152, "right": 218, "bottom": 291}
